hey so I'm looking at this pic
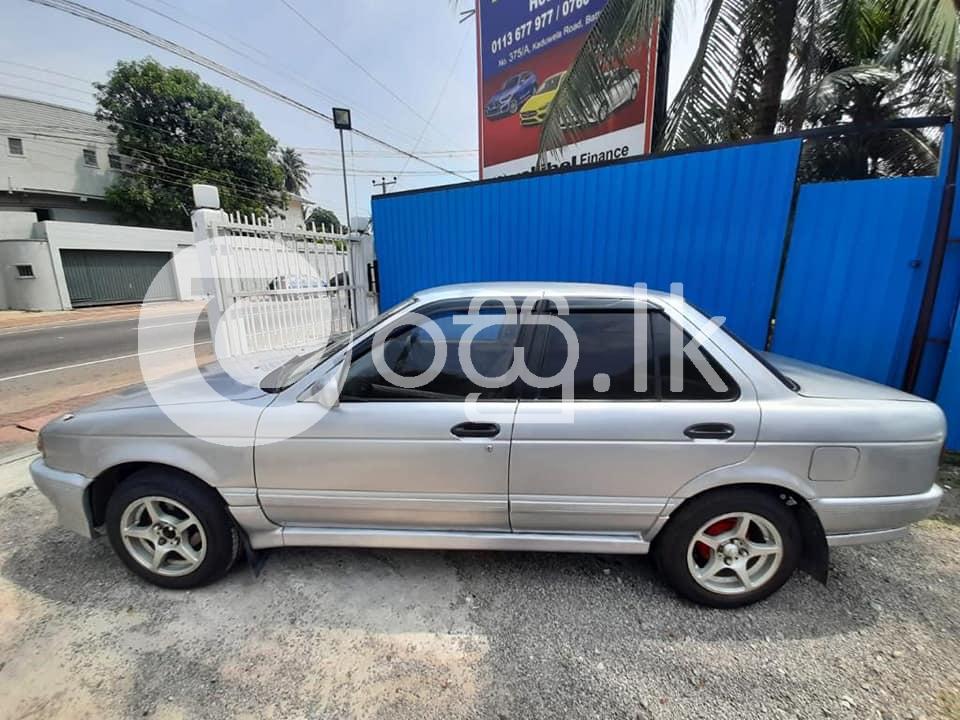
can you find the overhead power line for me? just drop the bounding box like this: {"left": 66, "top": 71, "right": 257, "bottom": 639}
{"left": 396, "top": 27, "right": 470, "bottom": 179}
{"left": 0, "top": 82, "right": 95, "bottom": 109}
{"left": 27, "top": 0, "right": 473, "bottom": 182}
{"left": 122, "top": 0, "right": 426, "bottom": 146}
{"left": 0, "top": 70, "right": 93, "bottom": 97}
{"left": 298, "top": 147, "right": 478, "bottom": 157}
{"left": 277, "top": 0, "right": 461, "bottom": 147}
{"left": 0, "top": 60, "right": 93, "bottom": 84}
{"left": 1, "top": 127, "right": 285, "bottom": 199}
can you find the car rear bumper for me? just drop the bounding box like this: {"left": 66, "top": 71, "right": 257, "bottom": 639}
{"left": 30, "top": 457, "right": 94, "bottom": 539}
{"left": 815, "top": 484, "right": 942, "bottom": 542}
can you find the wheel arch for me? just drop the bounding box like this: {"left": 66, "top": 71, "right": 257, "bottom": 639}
{"left": 88, "top": 462, "right": 223, "bottom": 529}
{"left": 651, "top": 482, "right": 829, "bottom": 585}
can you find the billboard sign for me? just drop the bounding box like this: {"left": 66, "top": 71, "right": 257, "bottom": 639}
{"left": 477, "top": 0, "right": 658, "bottom": 179}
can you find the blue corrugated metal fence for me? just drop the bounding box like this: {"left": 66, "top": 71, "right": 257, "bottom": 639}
{"left": 372, "top": 132, "right": 960, "bottom": 448}
{"left": 374, "top": 139, "right": 802, "bottom": 347}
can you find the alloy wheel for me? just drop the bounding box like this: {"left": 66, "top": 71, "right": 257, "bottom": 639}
{"left": 119, "top": 495, "right": 207, "bottom": 577}
{"left": 686, "top": 512, "right": 783, "bottom": 595}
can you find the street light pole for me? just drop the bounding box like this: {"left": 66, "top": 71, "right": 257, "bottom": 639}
{"left": 332, "top": 107, "right": 352, "bottom": 232}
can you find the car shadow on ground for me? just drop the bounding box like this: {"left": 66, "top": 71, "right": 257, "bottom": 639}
{"left": 1, "top": 519, "right": 902, "bottom": 644}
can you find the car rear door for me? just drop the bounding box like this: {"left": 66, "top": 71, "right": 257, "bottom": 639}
{"left": 509, "top": 300, "right": 761, "bottom": 535}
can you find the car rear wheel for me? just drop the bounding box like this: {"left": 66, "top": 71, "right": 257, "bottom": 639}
{"left": 105, "top": 468, "right": 239, "bottom": 589}
{"left": 509, "top": 98, "right": 518, "bottom": 114}
{"left": 653, "top": 489, "right": 800, "bottom": 608}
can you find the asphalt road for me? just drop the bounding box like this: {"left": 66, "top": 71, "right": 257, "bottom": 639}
{"left": 0, "top": 309, "right": 212, "bottom": 446}
{"left": 0, "top": 309, "right": 210, "bottom": 380}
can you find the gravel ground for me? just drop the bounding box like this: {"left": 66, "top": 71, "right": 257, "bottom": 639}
{"left": 0, "top": 474, "right": 957, "bottom": 720}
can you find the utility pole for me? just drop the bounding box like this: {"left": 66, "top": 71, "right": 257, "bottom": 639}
{"left": 372, "top": 176, "right": 397, "bottom": 195}
{"left": 332, "top": 107, "right": 352, "bottom": 231}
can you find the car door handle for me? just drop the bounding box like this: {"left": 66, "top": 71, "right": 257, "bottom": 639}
{"left": 450, "top": 422, "right": 501, "bottom": 438}
{"left": 684, "top": 423, "right": 735, "bottom": 440}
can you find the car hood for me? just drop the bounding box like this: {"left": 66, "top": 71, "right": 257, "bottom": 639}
{"left": 762, "top": 353, "right": 923, "bottom": 401}
{"left": 77, "top": 361, "right": 268, "bottom": 414}
{"left": 488, "top": 87, "right": 518, "bottom": 104}
{"left": 522, "top": 90, "right": 557, "bottom": 112}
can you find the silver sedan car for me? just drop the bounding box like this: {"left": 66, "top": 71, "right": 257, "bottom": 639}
{"left": 31, "top": 283, "right": 945, "bottom": 608}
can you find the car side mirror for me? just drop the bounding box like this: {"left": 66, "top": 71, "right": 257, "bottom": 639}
{"left": 300, "top": 358, "right": 349, "bottom": 409}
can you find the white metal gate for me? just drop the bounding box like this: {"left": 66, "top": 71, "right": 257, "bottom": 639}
{"left": 193, "top": 208, "right": 378, "bottom": 357}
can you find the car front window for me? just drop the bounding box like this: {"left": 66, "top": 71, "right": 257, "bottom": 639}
{"left": 540, "top": 75, "right": 562, "bottom": 92}
{"left": 259, "top": 298, "right": 416, "bottom": 392}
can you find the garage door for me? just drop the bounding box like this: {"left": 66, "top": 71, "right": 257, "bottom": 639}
{"left": 60, "top": 249, "right": 177, "bottom": 307}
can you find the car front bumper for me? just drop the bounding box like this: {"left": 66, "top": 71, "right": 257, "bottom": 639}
{"left": 30, "top": 457, "right": 95, "bottom": 539}
{"left": 815, "top": 484, "right": 943, "bottom": 546}
{"left": 485, "top": 105, "right": 512, "bottom": 119}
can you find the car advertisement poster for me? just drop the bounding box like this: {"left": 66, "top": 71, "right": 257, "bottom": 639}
{"left": 477, "top": 0, "right": 659, "bottom": 179}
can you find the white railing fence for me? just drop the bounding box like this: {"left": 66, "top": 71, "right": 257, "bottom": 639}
{"left": 192, "top": 196, "right": 378, "bottom": 357}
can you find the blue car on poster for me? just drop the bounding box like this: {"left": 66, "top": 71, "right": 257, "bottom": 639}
{"left": 484, "top": 71, "right": 538, "bottom": 119}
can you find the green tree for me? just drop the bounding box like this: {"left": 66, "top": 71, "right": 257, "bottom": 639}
{"left": 278, "top": 146, "right": 309, "bottom": 194}
{"left": 95, "top": 59, "right": 285, "bottom": 229}
{"left": 536, "top": 0, "right": 959, "bottom": 177}
{"left": 305, "top": 206, "right": 345, "bottom": 233}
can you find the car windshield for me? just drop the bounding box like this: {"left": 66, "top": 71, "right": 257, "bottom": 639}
{"left": 503, "top": 75, "right": 519, "bottom": 89}
{"left": 258, "top": 297, "right": 416, "bottom": 392}
{"left": 539, "top": 74, "right": 562, "bottom": 92}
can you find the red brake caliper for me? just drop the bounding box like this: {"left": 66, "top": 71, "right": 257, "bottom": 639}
{"left": 694, "top": 518, "right": 737, "bottom": 564}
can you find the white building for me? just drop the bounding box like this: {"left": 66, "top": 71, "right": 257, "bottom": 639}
{"left": 0, "top": 95, "right": 199, "bottom": 310}
{"left": 0, "top": 95, "right": 305, "bottom": 310}
{"left": 0, "top": 94, "right": 121, "bottom": 223}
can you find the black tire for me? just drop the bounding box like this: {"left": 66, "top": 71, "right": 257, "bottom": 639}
{"left": 105, "top": 468, "right": 239, "bottom": 589}
{"left": 652, "top": 489, "right": 800, "bottom": 608}
{"left": 509, "top": 98, "right": 518, "bottom": 114}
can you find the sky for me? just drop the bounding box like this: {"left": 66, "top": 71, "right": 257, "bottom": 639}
{"left": 1, "top": 0, "right": 705, "bottom": 225}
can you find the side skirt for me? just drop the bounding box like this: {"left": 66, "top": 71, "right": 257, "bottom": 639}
{"left": 281, "top": 527, "right": 651, "bottom": 554}
{"left": 228, "top": 504, "right": 651, "bottom": 554}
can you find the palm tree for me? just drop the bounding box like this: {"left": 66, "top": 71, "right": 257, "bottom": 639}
{"left": 536, "top": 0, "right": 959, "bottom": 176}
{"left": 278, "top": 146, "right": 310, "bottom": 194}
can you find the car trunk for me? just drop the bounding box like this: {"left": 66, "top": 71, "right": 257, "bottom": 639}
{"left": 761, "top": 353, "right": 924, "bottom": 402}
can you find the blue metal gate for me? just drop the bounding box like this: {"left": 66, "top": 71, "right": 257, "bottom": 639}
{"left": 769, "top": 176, "right": 943, "bottom": 386}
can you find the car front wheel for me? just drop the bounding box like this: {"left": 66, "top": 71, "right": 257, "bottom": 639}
{"left": 105, "top": 468, "right": 239, "bottom": 589}
{"left": 653, "top": 489, "right": 800, "bottom": 608}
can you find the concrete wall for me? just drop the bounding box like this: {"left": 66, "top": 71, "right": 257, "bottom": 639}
{"left": 0, "top": 217, "right": 200, "bottom": 310}
{"left": 0, "top": 239, "right": 62, "bottom": 311}
{"left": 40, "top": 222, "right": 196, "bottom": 310}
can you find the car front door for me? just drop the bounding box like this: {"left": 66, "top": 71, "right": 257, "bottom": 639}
{"left": 255, "top": 299, "right": 523, "bottom": 530}
{"left": 509, "top": 300, "right": 761, "bottom": 535}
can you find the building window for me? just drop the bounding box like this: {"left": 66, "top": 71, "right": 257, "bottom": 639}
{"left": 15, "top": 264, "right": 35, "bottom": 279}
{"left": 83, "top": 149, "right": 98, "bottom": 167}
{"left": 8, "top": 137, "right": 24, "bottom": 155}
{"left": 108, "top": 152, "right": 122, "bottom": 170}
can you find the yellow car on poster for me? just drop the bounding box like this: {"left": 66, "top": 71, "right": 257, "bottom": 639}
{"left": 519, "top": 71, "right": 567, "bottom": 126}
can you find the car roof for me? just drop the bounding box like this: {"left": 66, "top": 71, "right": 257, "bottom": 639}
{"left": 414, "top": 281, "right": 673, "bottom": 303}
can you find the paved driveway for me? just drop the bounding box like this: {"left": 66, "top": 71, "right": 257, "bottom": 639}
{"left": 0, "top": 469, "right": 957, "bottom": 720}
